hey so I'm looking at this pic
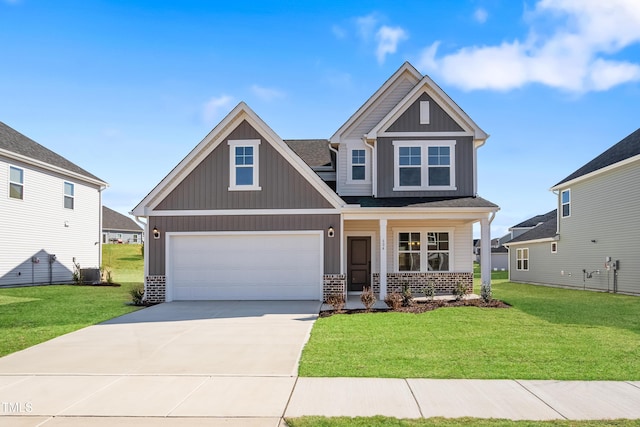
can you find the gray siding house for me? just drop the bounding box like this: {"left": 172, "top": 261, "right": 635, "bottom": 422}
{"left": 132, "top": 63, "right": 499, "bottom": 303}
{"left": 506, "top": 128, "right": 640, "bottom": 295}
{"left": 0, "top": 121, "right": 107, "bottom": 286}
{"left": 102, "top": 206, "right": 143, "bottom": 244}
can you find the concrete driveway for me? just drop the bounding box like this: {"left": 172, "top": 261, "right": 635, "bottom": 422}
{"left": 0, "top": 300, "right": 320, "bottom": 426}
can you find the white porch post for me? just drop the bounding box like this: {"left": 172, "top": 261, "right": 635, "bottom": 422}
{"left": 480, "top": 216, "right": 491, "bottom": 287}
{"left": 379, "top": 219, "right": 388, "bottom": 299}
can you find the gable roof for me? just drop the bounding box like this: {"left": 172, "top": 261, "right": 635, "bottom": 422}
{"left": 132, "top": 102, "right": 345, "bottom": 216}
{"left": 103, "top": 206, "right": 142, "bottom": 232}
{"left": 0, "top": 121, "right": 106, "bottom": 186}
{"left": 330, "top": 62, "right": 422, "bottom": 143}
{"left": 284, "top": 139, "right": 332, "bottom": 168}
{"left": 506, "top": 210, "right": 558, "bottom": 245}
{"left": 365, "top": 73, "right": 489, "bottom": 143}
{"left": 510, "top": 209, "right": 556, "bottom": 229}
{"left": 552, "top": 128, "right": 640, "bottom": 188}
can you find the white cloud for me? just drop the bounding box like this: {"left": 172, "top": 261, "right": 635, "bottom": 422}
{"left": 202, "top": 95, "right": 234, "bottom": 123}
{"left": 375, "top": 26, "right": 409, "bottom": 64}
{"left": 474, "top": 8, "right": 488, "bottom": 24}
{"left": 418, "top": 0, "right": 640, "bottom": 92}
{"left": 250, "top": 85, "right": 285, "bottom": 102}
{"left": 355, "top": 13, "right": 378, "bottom": 41}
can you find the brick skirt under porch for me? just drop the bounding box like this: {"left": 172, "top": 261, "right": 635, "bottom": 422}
{"left": 373, "top": 272, "right": 473, "bottom": 295}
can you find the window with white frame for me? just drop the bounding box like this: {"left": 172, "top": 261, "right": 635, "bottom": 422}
{"left": 561, "top": 189, "right": 570, "bottom": 217}
{"left": 9, "top": 166, "right": 24, "bottom": 200}
{"left": 397, "top": 230, "right": 451, "bottom": 272}
{"left": 551, "top": 242, "right": 557, "bottom": 253}
{"left": 393, "top": 140, "right": 455, "bottom": 191}
{"left": 228, "top": 139, "right": 261, "bottom": 191}
{"left": 516, "top": 248, "right": 529, "bottom": 270}
{"left": 64, "top": 182, "right": 74, "bottom": 209}
{"left": 351, "top": 149, "right": 366, "bottom": 181}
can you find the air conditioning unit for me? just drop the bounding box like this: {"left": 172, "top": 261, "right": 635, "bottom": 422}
{"left": 80, "top": 268, "right": 101, "bottom": 285}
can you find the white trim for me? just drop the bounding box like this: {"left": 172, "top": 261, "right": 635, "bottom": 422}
{"left": 392, "top": 226, "right": 454, "bottom": 273}
{"left": 505, "top": 237, "right": 555, "bottom": 246}
{"left": 561, "top": 189, "right": 571, "bottom": 218}
{"left": 550, "top": 153, "right": 640, "bottom": 191}
{"left": 419, "top": 101, "right": 430, "bottom": 125}
{"left": 343, "top": 231, "right": 377, "bottom": 291}
{"left": 516, "top": 247, "right": 529, "bottom": 271}
{"left": 228, "top": 139, "right": 261, "bottom": 191}
{"left": 551, "top": 242, "right": 558, "bottom": 253}
{"left": 164, "top": 230, "right": 324, "bottom": 302}
{"left": 8, "top": 164, "right": 24, "bottom": 200}
{"left": 392, "top": 140, "right": 457, "bottom": 191}
{"left": 147, "top": 208, "right": 340, "bottom": 217}
{"left": 342, "top": 209, "right": 498, "bottom": 220}
{"left": 63, "top": 181, "right": 74, "bottom": 210}
{"left": 378, "top": 131, "right": 472, "bottom": 137}
{"left": 347, "top": 147, "right": 371, "bottom": 184}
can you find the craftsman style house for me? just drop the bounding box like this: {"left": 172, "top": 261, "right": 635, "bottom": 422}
{"left": 132, "top": 63, "right": 499, "bottom": 302}
{"left": 505, "top": 128, "right": 640, "bottom": 296}
{"left": 0, "top": 121, "right": 107, "bottom": 286}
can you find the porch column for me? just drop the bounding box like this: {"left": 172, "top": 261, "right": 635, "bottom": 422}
{"left": 480, "top": 216, "right": 491, "bottom": 287}
{"left": 379, "top": 219, "right": 388, "bottom": 299}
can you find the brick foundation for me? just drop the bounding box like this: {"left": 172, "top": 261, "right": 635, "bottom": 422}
{"left": 145, "top": 275, "right": 166, "bottom": 303}
{"left": 323, "top": 274, "right": 346, "bottom": 302}
{"left": 373, "top": 272, "right": 473, "bottom": 295}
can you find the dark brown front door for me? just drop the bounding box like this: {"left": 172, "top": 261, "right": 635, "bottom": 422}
{"left": 347, "top": 236, "right": 371, "bottom": 292}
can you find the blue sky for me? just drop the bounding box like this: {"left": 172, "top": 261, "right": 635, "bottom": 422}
{"left": 1, "top": 0, "right": 639, "bottom": 238}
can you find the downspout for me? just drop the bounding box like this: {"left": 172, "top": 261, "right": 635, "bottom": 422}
{"left": 481, "top": 211, "right": 497, "bottom": 288}
{"left": 362, "top": 138, "right": 376, "bottom": 197}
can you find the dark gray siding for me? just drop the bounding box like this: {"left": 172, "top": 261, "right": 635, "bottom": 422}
{"left": 156, "top": 120, "right": 334, "bottom": 210}
{"left": 376, "top": 136, "right": 475, "bottom": 197}
{"left": 386, "top": 93, "right": 464, "bottom": 133}
{"left": 148, "top": 214, "right": 340, "bottom": 275}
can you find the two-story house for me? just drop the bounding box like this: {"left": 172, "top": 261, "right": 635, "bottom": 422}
{"left": 132, "top": 63, "right": 499, "bottom": 302}
{"left": 0, "top": 121, "right": 108, "bottom": 286}
{"left": 505, "top": 128, "right": 640, "bottom": 295}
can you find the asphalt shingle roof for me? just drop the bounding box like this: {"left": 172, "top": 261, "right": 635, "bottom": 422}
{"left": 507, "top": 210, "right": 558, "bottom": 244}
{"left": 341, "top": 196, "right": 498, "bottom": 208}
{"left": 102, "top": 206, "right": 142, "bottom": 232}
{"left": 284, "top": 139, "right": 332, "bottom": 168}
{"left": 555, "top": 128, "right": 640, "bottom": 187}
{"left": 511, "top": 209, "right": 556, "bottom": 229}
{"left": 0, "top": 121, "right": 105, "bottom": 183}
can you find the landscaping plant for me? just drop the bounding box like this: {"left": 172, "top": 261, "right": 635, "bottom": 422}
{"left": 360, "top": 287, "right": 376, "bottom": 311}
{"left": 326, "top": 293, "right": 345, "bottom": 312}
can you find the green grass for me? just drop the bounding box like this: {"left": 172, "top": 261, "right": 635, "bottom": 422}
{"left": 286, "top": 417, "right": 640, "bottom": 427}
{"left": 299, "top": 278, "right": 640, "bottom": 380}
{"left": 0, "top": 244, "right": 144, "bottom": 357}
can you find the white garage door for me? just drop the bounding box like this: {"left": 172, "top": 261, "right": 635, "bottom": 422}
{"left": 167, "top": 232, "right": 323, "bottom": 301}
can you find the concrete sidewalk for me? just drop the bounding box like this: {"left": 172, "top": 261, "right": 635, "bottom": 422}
{"left": 1, "top": 376, "right": 640, "bottom": 425}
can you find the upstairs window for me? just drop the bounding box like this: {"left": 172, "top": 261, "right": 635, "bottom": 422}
{"left": 561, "top": 189, "right": 570, "bottom": 217}
{"left": 351, "top": 149, "right": 366, "bottom": 181}
{"left": 393, "top": 140, "right": 456, "bottom": 191}
{"left": 228, "top": 139, "right": 261, "bottom": 191}
{"left": 9, "top": 166, "right": 24, "bottom": 200}
{"left": 64, "top": 182, "right": 74, "bottom": 209}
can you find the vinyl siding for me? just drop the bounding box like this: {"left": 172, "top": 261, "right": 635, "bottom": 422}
{"left": 156, "top": 120, "right": 334, "bottom": 210}
{"left": 376, "top": 136, "right": 475, "bottom": 197}
{"left": 335, "top": 141, "right": 373, "bottom": 196}
{"left": 386, "top": 93, "right": 464, "bottom": 132}
{"left": 0, "top": 157, "right": 102, "bottom": 286}
{"left": 147, "top": 214, "right": 340, "bottom": 275}
{"left": 510, "top": 160, "right": 640, "bottom": 295}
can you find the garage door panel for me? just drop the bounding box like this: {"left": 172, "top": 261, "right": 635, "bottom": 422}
{"left": 168, "top": 233, "right": 322, "bottom": 301}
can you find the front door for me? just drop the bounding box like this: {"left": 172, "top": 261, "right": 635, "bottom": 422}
{"left": 347, "top": 236, "right": 371, "bottom": 292}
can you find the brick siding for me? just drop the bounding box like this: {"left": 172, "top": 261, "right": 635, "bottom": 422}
{"left": 145, "top": 275, "right": 166, "bottom": 303}
{"left": 323, "top": 274, "right": 346, "bottom": 302}
{"left": 372, "top": 272, "right": 473, "bottom": 295}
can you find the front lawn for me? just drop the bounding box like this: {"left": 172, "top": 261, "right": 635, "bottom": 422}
{"left": 299, "top": 281, "right": 640, "bottom": 380}
{"left": 0, "top": 244, "right": 144, "bottom": 357}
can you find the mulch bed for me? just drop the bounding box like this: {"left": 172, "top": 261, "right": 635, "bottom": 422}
{"left": 319, "top": 298, "right": 510, "bottom": 317}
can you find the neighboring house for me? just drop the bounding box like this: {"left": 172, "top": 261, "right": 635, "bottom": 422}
{"left": 132, "top": 62, "right": 499, "bottom": 302}
{"left": 505, "top": 128, "right": 640, "bottom": 295}
{"left": 474, "top": 236, "right": 510, "bottom": 270}
{"left": 0, "top": 121, "right": 107, "bottom": 286}
{"left": 102, "top": 206, "right": 143, "bottom": 244}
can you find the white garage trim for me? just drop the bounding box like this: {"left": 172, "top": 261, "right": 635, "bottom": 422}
{"left": 165, "top": 231, "right": 324, "bottom": 301}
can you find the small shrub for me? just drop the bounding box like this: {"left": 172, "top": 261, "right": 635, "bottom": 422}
{"left": 481, "top": 282, "right": 492, "bottom": 303}
{"left": 452, "top": 282, "right": 467, "bottom": 301}
{"left": 326, "top": 293, "right": 345, "bottom": 312}
{"left": 72, "top": 260, "right": 82, "bottom": 285}
{"left": 384, "top": 291, "right": 403, "bottom": 310}
{"left": 130, "top": 284, "right": 145, "bottom": 306}
{"left": 422, "top": 281, "right": 436, "bottom": 300}
{"left": 101, "top": 267, "right": 113, "bottom": 284}
{"left": 402, "top": 284, "right": 413, "bottom": 307}
{"left": 360, "top": 287, "right": 376, "bottom": 311}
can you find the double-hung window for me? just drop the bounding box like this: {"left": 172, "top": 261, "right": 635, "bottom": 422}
{"left": 228, "top": 139, "right": 261, "bottom": 191}
{"left": 9, "top": 166, "right": 24, "bottom": 200}
{"left": 64, "top": 182, "right": 74, "bottom": 209}
{"left": 396, "top": 229, "right": 452, "bottom": 272}
{"left": 351, "top": 149, "right": 366, "bottom": 181}
{"left": 393, "top": 140, "right": 455, "bottom": 191}
{"left": 561, "top": 189, "right": 570, "bottom": 217}
{"left": 516, "top": 248, "right": 529, "bottom": 270}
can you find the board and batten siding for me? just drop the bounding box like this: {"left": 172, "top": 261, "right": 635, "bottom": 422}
{"left": 376, "top": 136, "right": 475, "bottom": 198}
{"left": 510, "top": 160, "right": 640, "bottom": 295}
{"left": 156, "top": 120, "right": 334, "bottom": 210}
{"left": 147, "top": 214, "right": 341, "bottom": 276}
{"left": 0, "top": 157, "right": 102, "bottom": 286}
{"left": 386, "top": 93, "right": 464, "bottom": 133}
